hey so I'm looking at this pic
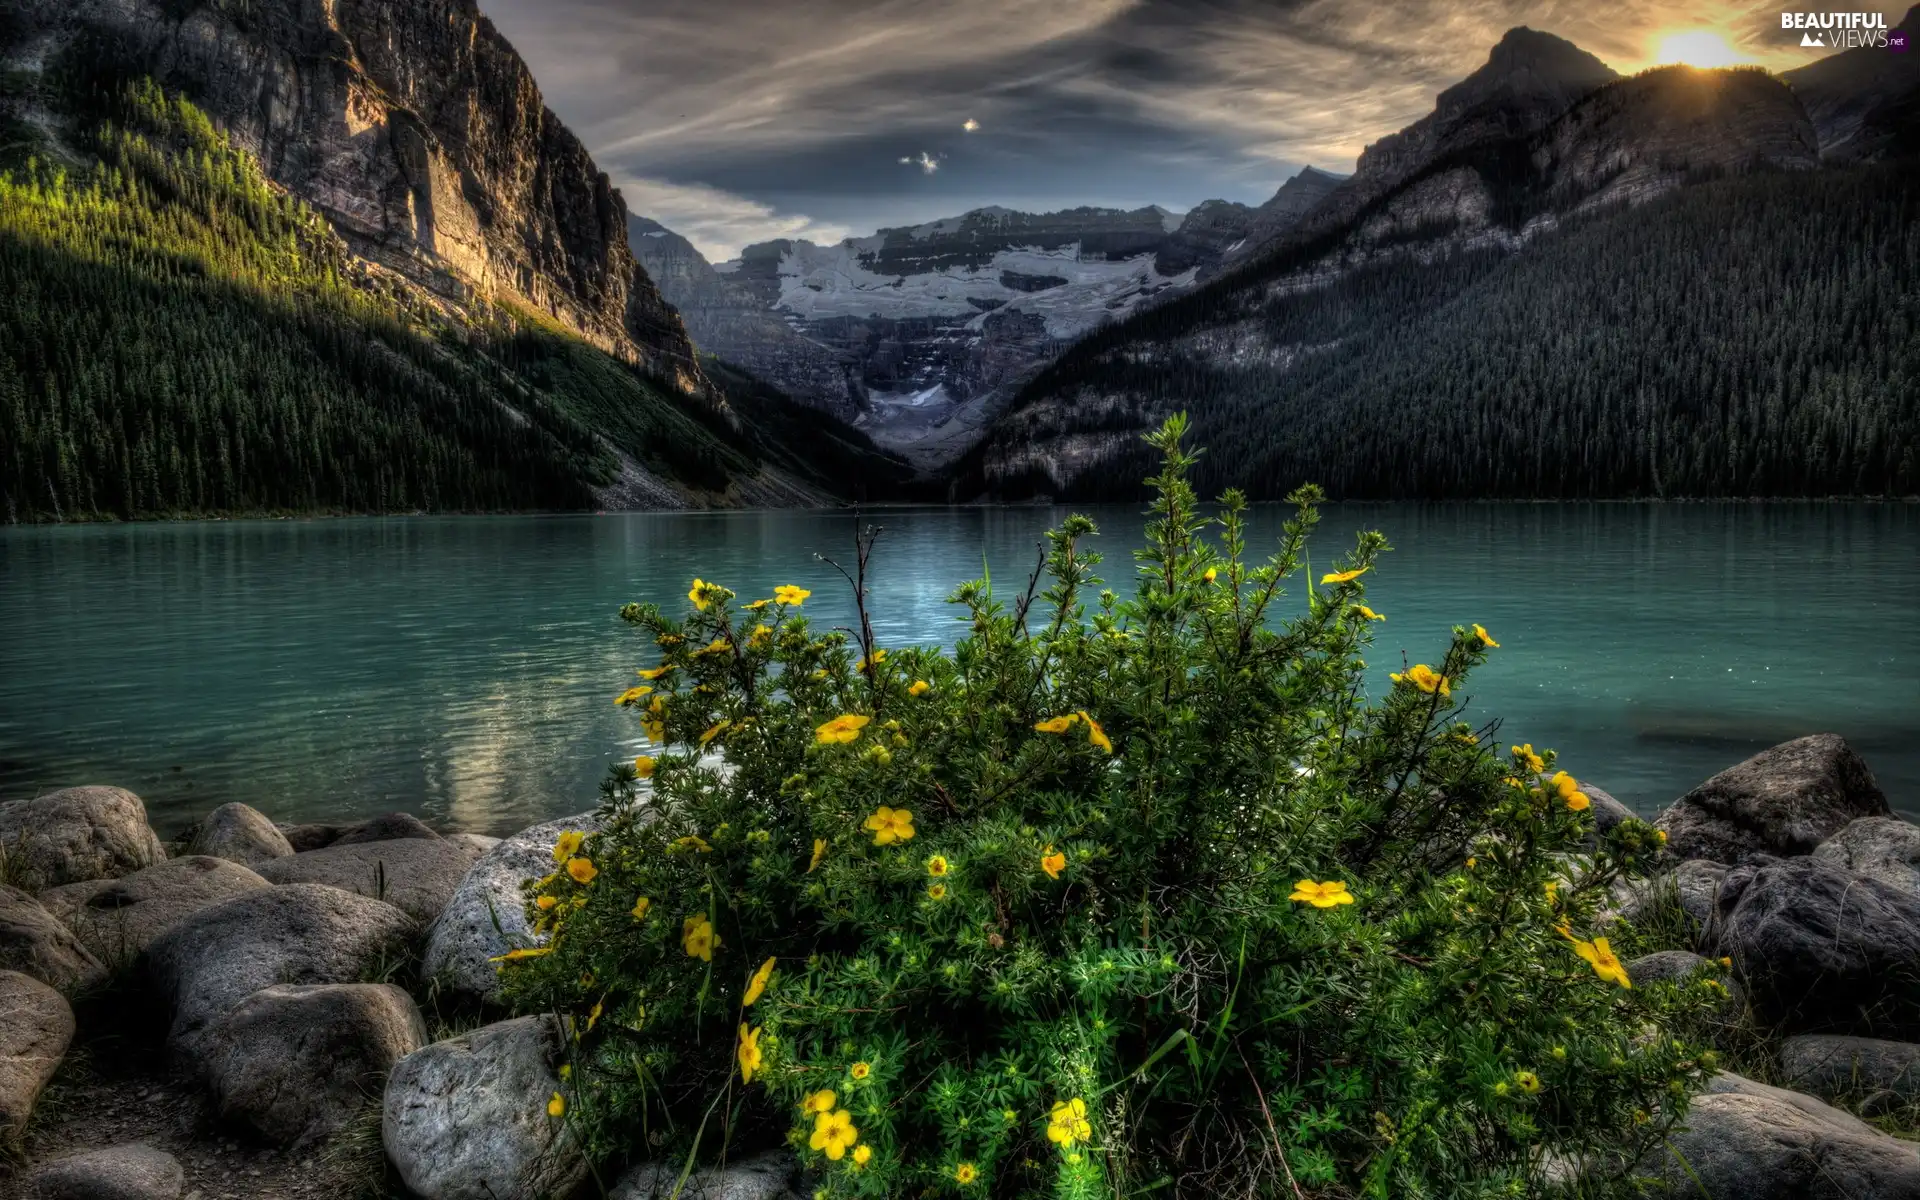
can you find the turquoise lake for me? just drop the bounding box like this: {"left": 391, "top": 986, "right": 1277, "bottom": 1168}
{"left": 2, "top": 504, "right": 1916, "bottom": 836}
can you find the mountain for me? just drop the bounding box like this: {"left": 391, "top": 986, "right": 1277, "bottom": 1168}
{"left": 1783, "top": 4, "right": 1920, "bottom": 161}
{"left": 957, "top": 36, "right": 1917, "bottom": 502}
{"left": 634, "top": 183, "right": 1339, "bottom": 468}
{"left": 0, "top": 0, "right": 907, "bottom": 518}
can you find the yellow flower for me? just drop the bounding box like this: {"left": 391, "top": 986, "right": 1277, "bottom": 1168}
{"left": 1513, "top": 743, "right": 1545, "bottom": 774}
{"left": 927, "top": 883, "right": 948, "bottom": 901}
{"left": 1515, "top": 1071, "right": 1540, "bottom": 1094}
{"left": 927, "top": 855, "right": 950, "bottom": 877}
{"left": 1203, "top": 567, "right": 1217, "bottom": 584}
{"left": 815, "top": 714, "right": 871, "bottom": 744}
{"left": 630, "top": 895, "right": 651, "bottom": 921}
{"left": 1473, "top": 623, "right": 1500, "bottom": 649}
{"left": 1658, "top": 829, "right": 1669, "bottom": 845}
{"left": 1289, "top": 879, "right": 1355, "bottom": 908}
{"left": 683, "top": 914, "right": 718, "bottom": 961}
{"left": 1573, "top": 936, "right": 1632, "bottom": 988}
{"left": 1033, "top": 714, "right": 1080, "bottom": 734}
{"left": 1549, "top": 771, "right": 1590, "bottom": 811}
{"left": 851, "top": 1144, "right": 872, "bottom": 1168}
{"left": 643, "top": 718, "right": 666, "bottom": 743}
{"left": 699, "top": 720, "right": 730, "bottom": 746}
{"left": 696, "top": 637, "right": 730, "bottom": 657}
{"left": 744, "top": 598, "right": 771, "bottom": 611}
{"left": 808, "top": 838, "right": 827, "bottom": 873}
{"left": 1354, "top": 605, "right": 1385, "bottom": 621}
{"left": 737, "top": 1024, "right": 763, "bottom": 1084}
{"left": 1041, "top": 846, "right": 1066, "bottom": 880}
{"left": 863, "top": 806, "right": 916, "bottom": 846}
{"left": 1544, "top": 881, "right": 1559, "bottom": 904}
{"left": 1047, "top": 1098, "right": 1092, "bottom": 1147}
{"left": 849, "top": 1062, "right": 871, "bottom": 1080}
{"left": 637, "top": 665, "right": 675, "bottom": 680}
{"left": 954, "top": 1163, "right": 978, "bottom": 1185}
{"left": 1390, "top": 663, "right": 1450, "bottom": 697}
{"left": 1719, "top": 956, "right": 1733, "bottom": 969}
{"left": 1322, "top": 567, "right": 1369, "bottom": 584}
{"left": 587, "top": 1000, "right": 602, "bottom": 1031}
{"left": 615, "top": 686, "right": 653, "bottom": 706}
{"left": 551, "top": 831, "right": 586, "bottom": 863}
{"left": 747, "top": 624, "right": 773, "bottom": 647}
{"left": 744, "top": 957, "right": 776, "bottom": 1006}
{"left": 548, "top": 1092, "right": 565, "bottom": 1117}
{"left": 566, "top": 858, "right": 598, "bottom": 884}
{"left": 670, "top": 835, "right": 713, "bottom": 854}
{"left": 536, "top": 895, "right": 558, "bottom": 912}
{"left": 803, "top": 1089, "right": 837, "bottom": 1115}
{"left": 855, "top": 649, "right": 887, "bottom": 671}
{"left": 908, "top": 679, "right": 931, "bottom": 697}
{"left": 809, "top": 1109, "right": 859, "bottom": 1160}
{"left": 688, "top": 578, "right": 729, "bottom": 610}
{"left": 775, "top": 585, "right": 811, "bottom": 606}
{"left": 1078, "top": 710, "right": 1112, "bottom": 754}
{"left": 633, "top": 755, "right": 657, "bottom": 780}
{"left": 489, "top": 946, "right": 552, "bottom": 963}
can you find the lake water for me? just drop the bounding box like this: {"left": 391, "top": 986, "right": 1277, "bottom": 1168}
{"left": 2, "top": 504, "right": 1916, "bottom": 837}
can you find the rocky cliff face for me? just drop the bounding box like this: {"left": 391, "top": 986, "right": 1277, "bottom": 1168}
{"left": 20, "top": 0, "right": 706, "bottom": 393}
{"left": 1783, "top": 4, "right": 1920, "bottom": 162}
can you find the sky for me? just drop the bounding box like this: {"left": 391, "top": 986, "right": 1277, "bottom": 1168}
{"left": 479, "top": 0, "right": 1907, "bottom": 261}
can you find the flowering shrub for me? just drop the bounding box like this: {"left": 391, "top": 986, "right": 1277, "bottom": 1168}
{"left": 502, "top": 418, "right": 1712, "bottom": 1198}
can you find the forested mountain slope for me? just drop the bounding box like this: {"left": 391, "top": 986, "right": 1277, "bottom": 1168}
{"left": 962, "top": 56, "right": 1919, "bottom": 502}
{"left": 0, "top": 13, "right": 907, "bottom": 519}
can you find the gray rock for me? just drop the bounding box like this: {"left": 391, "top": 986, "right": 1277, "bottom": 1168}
{"left": 0, "top": 786, "right": 166, "bottom": 890}
{"left": 613, "top": 1152, "right": 804, "bottom": 1200}
{"left": 1636, "top": 1072, "right": 1920, "bottom": 1198}
{"left": 202, "top": 983, "right": 426, "bottom": 1148}
{"left": 24, "top": 1142, "right": 185, "bottom": 1200}
{"left": 382, "top": 1015, "right": 586, "bottom": 1200}
{"left": 280, "top": 823, "right": 341, "bottom": 853}
{"left": 445, "top": 833, "right": 502, "bottom": 856}
{"left": 1707, "top": 857, "right": 1920, "bottom": 1036}
{"left": 334, "top": 812, "right": 440, "bottom": 846}
{"left": 39, "top": 856, "right": 270, "bottom": 963}
{"left": 1627, "top": 950, "right": 1746, "bottom": 1023}
{"left": 422, "top": 812, "right": 604, "bottom": 1001}
{"left": 146, "top": 883, "right": 414, "bottom": 1056}
{"left": 1814, "top": 817, "right": 1920, "bottom": 898}
{"left": 189, "top": 803, "right": 293, "bottom": 867}
{"left": 0, "top": 884, "right": 107, "bottom": 993}
{"left": 255, "top": 838, "right": 485, "bottom": 923}
{"left": 0, "top": 970, "right": 73, "bottom": 1134}
{"left": 1781, "top": 1035, "right": 1920, "bottom": 1107}
{"left": 1615, "top": 859, "right": 1729, "bottom": 937}
{"left": 1656, "top": 735, "right": 1889, "bottom": 866}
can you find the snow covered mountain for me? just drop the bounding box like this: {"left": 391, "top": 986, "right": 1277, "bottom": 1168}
{"left": 630, "top": 182, "right": 1342, "bottom": 463}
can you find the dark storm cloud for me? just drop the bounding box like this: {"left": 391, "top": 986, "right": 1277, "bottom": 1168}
{"left": 475, "top": 0, "right": 1894, "bottom": 259}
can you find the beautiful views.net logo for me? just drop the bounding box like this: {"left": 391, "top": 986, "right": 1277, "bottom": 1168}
{"left": 1780, "top": 11, "right": 1893, "bottom": 49}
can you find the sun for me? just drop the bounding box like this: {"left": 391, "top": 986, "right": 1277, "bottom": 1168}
{"left": 1653, "top": 30, "right": 1748, "bottom": 68}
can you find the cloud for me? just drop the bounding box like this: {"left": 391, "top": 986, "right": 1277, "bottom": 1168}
{"left": 908, "top": 152, "right": 942, "bottom": 174}
{"left": 617, "top": 177, "right": 853, "bottom": 262}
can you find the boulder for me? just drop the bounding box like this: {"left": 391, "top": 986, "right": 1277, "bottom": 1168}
{"left": 145, "top": 883, "right": 414, "bottom": 1056}
{"left": 445, "top": 833, "right": 502, "bottom": 856}
{"left": 1780, "top": 1034, "right": 1920, "bottom": 1108}
{"left": 1656, "top": 735, "right": 1889, "bottom": 866}
{"left": 614, "top": 1152, "right": 804, "bottom": 1200}
{"left": 0, "top": 970, "right": 73, "bottom": 1134}
{"left": 1636, "top": 1072, "right": 1920, "bottom": 1197}
{"left": 280, "top": 823, "right": 341, "bottom": 852}
{"left": 188, "top": 802, "right": 293, "bottom": 867}
{"left": 1626, "top": 950, "right": 1746, "bottom": 1024}
{"left": 422, "top": 812, "right": 604, "bottom": 1001}
{"left": 202, "top": 982, "right": 426, "bottom": 1148}
{"left": 1707, "top": 857, "right": 1920, "bottom": 1036}
{"left": 39, "top": 856, "right": 269, "bottom": 963}
{"left": 24, "top": 1142, "right": 185, "bottom": 1200}
{"left": 334, "top": 812, "right": 440, "bottom": 845}
{"left": 0, "top": 884, "right": 107, "bottom": 992}
{"left": 0, "top": 786, "right": 166, "bottom": 890}
{"left": 1814, "top": 817, "right": 1920, "bottom": 898}
{"left": 255, "top": 837, "right": 485, "bottom": 923}
{"left": 382, "top": 1015, "right": 586, "bottom": 1200}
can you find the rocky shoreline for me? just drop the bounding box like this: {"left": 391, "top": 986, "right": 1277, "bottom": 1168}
{"left": 3, "top": 734, "right": 1919, "bottom": 1198}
